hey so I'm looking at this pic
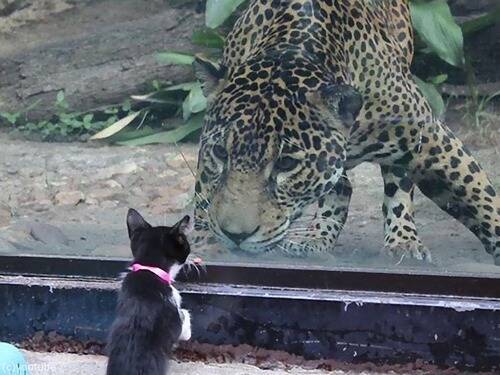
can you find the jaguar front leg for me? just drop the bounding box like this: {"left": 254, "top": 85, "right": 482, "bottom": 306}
{"left": 407, "top": 123, "right": 500, "bottom": 265}
{"left": 284, "top": 176, "right": 352, "bottom": 256}
{"left": 380, "top": 165, "right": 431, "bottom": 262}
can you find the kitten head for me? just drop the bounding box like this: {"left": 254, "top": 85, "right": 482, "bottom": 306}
{"left": 126, "top": 208, "right": 191, "bottom": 278}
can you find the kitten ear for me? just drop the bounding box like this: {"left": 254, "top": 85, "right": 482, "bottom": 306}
{"left": 126, "top": 208, "right": 151, "bottom": 239}
{"left": 170, "top": 215, "right": 192, "bottom": 236}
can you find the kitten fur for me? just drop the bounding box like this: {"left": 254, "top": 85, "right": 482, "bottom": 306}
{"left": 106, "top": 209, "right": 192, "bottom": 375}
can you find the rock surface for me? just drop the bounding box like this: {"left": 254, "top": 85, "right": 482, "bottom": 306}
{"left": 25, "top": 222, "right": 70, "bottom": 246}
{"left": 54, "top": 191, "right": 85, "bottom": 206}
{"left": 0, "top": 204, "right": 11, "bottom": 228}
{"left": 0, "top": 135, "right": 197, "bottom": 258}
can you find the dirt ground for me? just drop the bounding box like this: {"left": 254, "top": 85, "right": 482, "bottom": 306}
{"left": 0, "top": 131, "right": 498, "bottom": 276}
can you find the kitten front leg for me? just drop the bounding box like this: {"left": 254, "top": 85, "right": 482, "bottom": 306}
{"left": 178, "top": 309, "right": 191, "bottom": 341}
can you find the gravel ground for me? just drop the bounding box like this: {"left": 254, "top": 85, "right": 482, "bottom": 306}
{"left": 0, "top": 137, "right": 197, "bottom": 259}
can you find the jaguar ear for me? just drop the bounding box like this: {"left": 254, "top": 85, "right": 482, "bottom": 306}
{"left": 193, "top": 55, "right": 227, "bottom": 98}
{"left": 320, "top": 84, "right": 363, "bottom": 127}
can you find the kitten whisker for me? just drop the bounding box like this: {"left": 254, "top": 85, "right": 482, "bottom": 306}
{"left": 187, "top": 257, "right": 206, "bottom": 278}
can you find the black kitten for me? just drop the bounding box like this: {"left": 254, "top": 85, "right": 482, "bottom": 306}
{"left": 106, "top": 209, "right": 192, "bottom": 375}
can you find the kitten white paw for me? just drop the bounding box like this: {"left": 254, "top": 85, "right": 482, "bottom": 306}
{"left": 179, "top": 309, "right": 191, "bottom": 341}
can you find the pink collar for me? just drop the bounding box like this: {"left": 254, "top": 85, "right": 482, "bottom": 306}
{"left": 129, "top": 263, "right": 173, "bottom": 285}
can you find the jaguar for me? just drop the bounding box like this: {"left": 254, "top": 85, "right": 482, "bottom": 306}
{"left": 192, "top": 0, "right": 500, "bottom": 264}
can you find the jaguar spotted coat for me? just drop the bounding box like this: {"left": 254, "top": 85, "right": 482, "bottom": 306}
{"left": 192, "top": 0, "right": 500, "bottom": 264}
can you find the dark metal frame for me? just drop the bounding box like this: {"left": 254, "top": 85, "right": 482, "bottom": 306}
{"left": 1, "top": 254, "right": 500, "bottom": 371}
{"left": 0, "top": 254, "right": 499, "bottom": 298}
{"left": 1, "top": 272, "right": 500, "bottom": 371}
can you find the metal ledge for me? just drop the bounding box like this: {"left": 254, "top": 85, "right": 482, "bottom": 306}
{"left": 0, "top": 275, "right": 499, "bottom": 371}
{"left": 1, "top": 254, "right": 500, "bottom": 298}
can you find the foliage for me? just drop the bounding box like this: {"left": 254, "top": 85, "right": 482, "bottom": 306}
{"left": 192, "top": 29, "right": 225, "bottom": 49}
{"left": 413, "top": 75, "right": 446, "bottom": 117}
{"left": 410, "top": 0, "right": 464, "bottom": 68}
{"left": 156, "top": 52, "right": 195, "bottom": 65}
{"left": 205, "top": 0, "right": 246, "bottom": 28}
{"left": 461, "top": 6, "right": 500, "bottom": 36}
{"left": 116, "top": 113, "right": 204, "bottom": 146}
{"left": 463, "top": 90, "right": 500, "bottom": 138}
{"left": 410, "top": 1, "right": 500, "bottom": 121}
{"left": 0, "top": 92, "right": 127, "bottom": 141}
{"left": 4, "top": 0, "right": 499, "bottom": 144}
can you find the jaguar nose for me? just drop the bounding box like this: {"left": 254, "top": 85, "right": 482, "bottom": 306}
{"left": 221, "top": 226, "right": 260, "bottom": 245}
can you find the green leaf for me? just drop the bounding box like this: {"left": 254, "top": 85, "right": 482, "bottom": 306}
{"left": 106, "top": 126, "right": 157, "bottom": 142}
{"left": 56, "top": 91, "right": 65, "bottom": 103}
{"left": 192, "top": 29, "right": 225, "bottom": 48}
{"left": 461, "top": 7, "right": 500, "bottom": 36}
{"left": 131, "top": 82, "right": 198, "bottom": 109}
{"left": 104, "top": 107, "right": 118, "bottom": 115}
{"left": 118, "top": 113, "right": 204, "bottom": 146}
{"left": 152, "top": 80, "right": 161, "bottom": 91}
{"left": 121, "top": 100, "right": 132, "bottom": 112}
{"left": 131, "top": 92, "right": 182, "bottom": 105}
{"left": 205, "top": 0, "right": 245, "bottom": 28}
{"left": 83, "top": 114, "right": 94, "bottom": 124}
{"left": 89, "top": 111, "right": 142, "bottom": 140}
{"left": 0, "top": 112, "right": 20, "bottom": 125}
{"left": 45, "top": 122, "right": 55, "bottom": 132}
{"left": 429, "top": 74, "right": 448, "bottom": 85}
{"left": 105, "top": 115, "right": 118, "bottom": 125}
{"left": 59, "top": 116, "right": 75, "bottom": 126}
{"left": 156, "top": 52, "right": 195, "bottom": 65}
{"left": 182, "top": 83, "right": 207, "bottom": 120}
{"left": 410, "top": 0, "right": 464, "bottom": 67}
{"left": 163, "top": 81, "right": 200, "bottom": 92}
{"left": 414, "top": 75, "right": 445, "bottom": 117}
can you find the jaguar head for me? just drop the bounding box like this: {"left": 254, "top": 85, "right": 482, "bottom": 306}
{"left": 193, "top": 56, "right": 362, "bottom": 255}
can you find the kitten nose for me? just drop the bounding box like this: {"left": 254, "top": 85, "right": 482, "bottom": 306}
{"left": 221, "top": 227, "right": 259, "bottom": 245}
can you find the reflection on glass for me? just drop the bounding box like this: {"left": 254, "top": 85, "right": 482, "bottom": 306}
{"left": 0, "top": 0, "right": 498, "bottom": 277}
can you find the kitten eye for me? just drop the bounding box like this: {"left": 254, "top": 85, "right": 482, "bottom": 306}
{"left": 213, "top": 144, "right": 228, "bottom": 161}
{"left": 275, "top": 156, "right": 300, "bottom": 172}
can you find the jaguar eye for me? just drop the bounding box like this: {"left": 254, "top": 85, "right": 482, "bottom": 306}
{"left": 275, "top": 156, "right": 300, "bottom": 172}
{"left": 213, "top": 145, "right": 228, "bottom": 161}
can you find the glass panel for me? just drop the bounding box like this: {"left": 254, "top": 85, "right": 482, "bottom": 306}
{"left": 0, "top": 0, "right": 498, "bottom": 278}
